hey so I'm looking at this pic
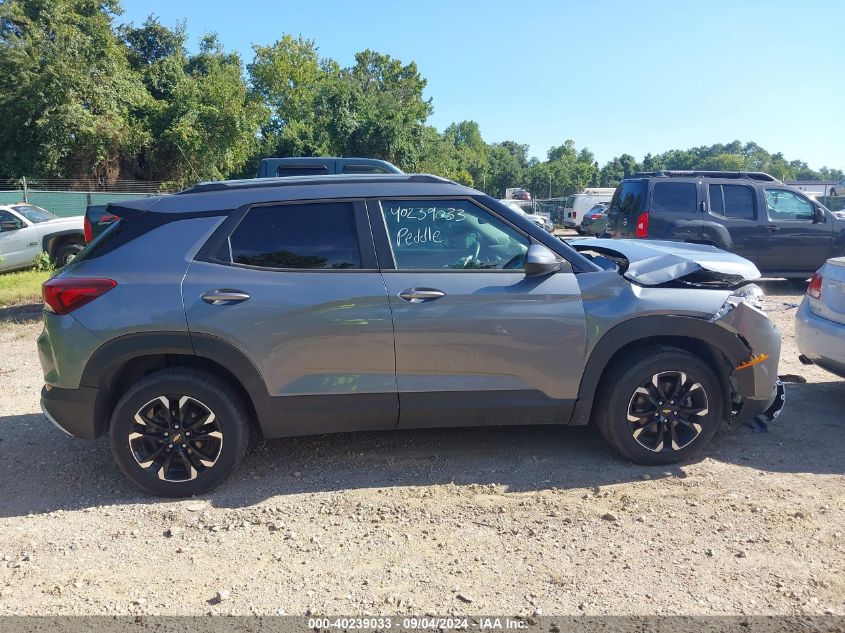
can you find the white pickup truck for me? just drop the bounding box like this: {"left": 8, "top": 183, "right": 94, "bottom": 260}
{"left": 0, "top": 203, "right": 85, "bottom": 272}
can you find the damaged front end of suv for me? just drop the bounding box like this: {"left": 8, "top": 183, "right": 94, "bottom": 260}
{"left": 571, "top": 238, "right": 785, "bottom": 430}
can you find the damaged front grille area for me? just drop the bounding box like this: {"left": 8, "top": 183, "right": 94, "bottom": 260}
{"left": 657, "top": 269, "right": 749, "bottom": 289}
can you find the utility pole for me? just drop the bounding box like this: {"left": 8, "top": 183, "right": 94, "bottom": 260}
{"left": 548, "top": 173, "right": 552, "bottom": 199}
{"left": 21, "top": 176, "right": 28, "bottom": 202}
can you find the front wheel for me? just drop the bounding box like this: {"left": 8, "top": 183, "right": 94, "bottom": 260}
{"left": 594, "top": 347, "right": 723, "bottom": 465}
{"left": 55, "top": 242, "right": 84, "bottom": 267}
{"left": 109, "top": 368, "right": 252, "bottom": 497}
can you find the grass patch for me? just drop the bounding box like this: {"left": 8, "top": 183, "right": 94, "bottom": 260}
{"left": 0, "top": 268, "right": 50, "bottom": 307}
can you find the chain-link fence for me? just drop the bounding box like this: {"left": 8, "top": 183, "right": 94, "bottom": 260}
{"left": 0, "top": 178, "right": 170, "bottom": 217}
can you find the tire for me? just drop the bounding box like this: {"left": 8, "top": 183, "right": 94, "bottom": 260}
{"left": 594, "top": 346, "right": 723, "bottom": 465}
{"left": 109, "top": 368, "right": 252, "bottom": 497}
{"left": 55, "top": 241, "right": 84, "bottom": 267}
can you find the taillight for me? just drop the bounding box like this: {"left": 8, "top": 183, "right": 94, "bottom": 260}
{"left": 42, "top": 278, "right": 116, "bottom": 315}
{"left": 635, "top": 211, "right": 649, "bottom": 238}
{"left": 589, "top": 213, "right": 602, "bottom": 220}
{"left": 807, "top": 272, "right": 822, "bottom": 299}
{"left": 83, "top": 216, "right": 93, "bottom": 243}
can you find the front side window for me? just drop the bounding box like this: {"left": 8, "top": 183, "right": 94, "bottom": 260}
{"left": 709, "top": 184, "right": 755, "bottom": 220}
{"left": 652, "top": 182, "right": 697, "bottom": 214}
{"left": 380, "top": 199, "right": 529, "bottom": 270}
{"left": 765, "top": 189, "right": 814, "bottom": 221}
{"left": 228, "top": 202, "right": 361, "bottom": 270}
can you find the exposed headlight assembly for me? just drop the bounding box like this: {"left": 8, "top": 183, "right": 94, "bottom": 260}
{"left": 711, "top": 283, "right": 766, "bottom": 321}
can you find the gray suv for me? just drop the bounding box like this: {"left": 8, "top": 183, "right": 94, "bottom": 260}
{"left": 38, "top": 175, "right": 785, "bottom": 496}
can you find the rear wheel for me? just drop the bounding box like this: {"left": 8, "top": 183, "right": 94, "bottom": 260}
{"left": 594, "top": 347, "right": 723, "bottom": 465}
{"left": 109, "top": 368, "right": 252, "bottom": 497}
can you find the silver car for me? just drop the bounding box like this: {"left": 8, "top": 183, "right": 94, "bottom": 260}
{"left": 38, "top": 175, "right": 784, "bottom": 496}
{"left": 796, "top": 257, "right": 845, "bottom": 378}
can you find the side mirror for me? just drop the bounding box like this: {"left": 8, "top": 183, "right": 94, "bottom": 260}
{"left": 814, "top": 205, "right": 826, "bottom": 223}
{"left": 524, "top": 243, "right": 569, "bottom": 277}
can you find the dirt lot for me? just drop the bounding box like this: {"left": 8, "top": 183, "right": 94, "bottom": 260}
{"left": 0, "top": 281, "right": 843, "bottom": 617}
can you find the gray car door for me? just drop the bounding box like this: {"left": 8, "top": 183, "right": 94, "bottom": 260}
{"left": 182, "top": 199, "right": 398, "bottom": 437}
{"left": 369, "top": 197, "right": 586, "bottom": 429}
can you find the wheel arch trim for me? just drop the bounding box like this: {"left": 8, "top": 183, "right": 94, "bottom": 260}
{"left": 80, "top": 331, "right": 273, "bottom": 436}
{"left": 42, "top": 229, "right": 84, "bottom": 255}
{"left": 570, "top": 315, "right": 748, "bottom": 425}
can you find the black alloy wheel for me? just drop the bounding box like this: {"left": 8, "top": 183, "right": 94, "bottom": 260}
{"left": 129, "top": 395, "right": 223, "bottom": 482}
{"left": 625, "top": 371, "right": 709, "bottom": 452}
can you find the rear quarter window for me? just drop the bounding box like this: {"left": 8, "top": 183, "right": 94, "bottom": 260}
{"left": 652, "top": 182, "right": 698, "bottom": 214}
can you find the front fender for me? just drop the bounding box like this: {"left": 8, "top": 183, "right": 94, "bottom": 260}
{"left": 569, "top": 314, "right": 749, "bottom": 425}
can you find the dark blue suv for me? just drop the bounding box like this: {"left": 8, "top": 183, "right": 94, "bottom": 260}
{"left": 604, "top": 170, "right": 845, "bottom": 280}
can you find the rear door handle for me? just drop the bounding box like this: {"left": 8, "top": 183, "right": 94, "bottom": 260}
{"left": 201, "top": 290, "right": 250, "bottom": 305}
{"left": 763, "top": 224, "right": 780, "bottom": 232}
{"left": 398, "top": 288, "right": 446, "bottom": 303}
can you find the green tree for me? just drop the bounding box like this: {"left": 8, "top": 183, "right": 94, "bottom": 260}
{"left": 248, "top": 34, "right": 327, "bottom": 158}
{"left": 0, "top": 0, "right": 149, "bottom": 180}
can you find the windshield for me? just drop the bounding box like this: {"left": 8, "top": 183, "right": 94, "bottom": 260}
{"left": 564, "top": 195, "right": 575, "bottom": 209}
{"left": 12, "top": 204, "right": 57, "bottom": 223}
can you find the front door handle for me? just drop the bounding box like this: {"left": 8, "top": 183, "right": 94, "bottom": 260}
{"left": 398, "top": 288, "right": 446, "bottom": 303}
{"left": 763, "top": 224, "right": 780, "bottom": 232}
{"left": 201, "top": 290, "right": 250, "bottom": 305}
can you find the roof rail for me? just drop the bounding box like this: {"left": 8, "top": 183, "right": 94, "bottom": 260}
{"left": 178, "top": 174, "right": 454, "bottom": 195}
{"left": 631, "top": 170, "right": 781, "bottom": 183}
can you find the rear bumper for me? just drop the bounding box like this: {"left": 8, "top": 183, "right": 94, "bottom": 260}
{"left": 40, "top": 384, "right": 100, "bottom": 440}
{"left": 795, "top": 299, "right": 845, "bottom": 378}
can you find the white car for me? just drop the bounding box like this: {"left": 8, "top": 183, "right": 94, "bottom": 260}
{"left": 498, "top": 200, "right": 554, "bottom": 232}
{"left": 0, "top": 203, "right": 85, "bottom": 272}
{"left": 796, "top": 257, "right": 845, "bottom": 378}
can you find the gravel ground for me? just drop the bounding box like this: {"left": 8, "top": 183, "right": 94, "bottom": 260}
{"left": 0, "top": 281, "right": 842, "bottom": 617}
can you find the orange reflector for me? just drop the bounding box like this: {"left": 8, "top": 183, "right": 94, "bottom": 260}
{"left": 736, "top": 353, "right": 769, "bottom": 370}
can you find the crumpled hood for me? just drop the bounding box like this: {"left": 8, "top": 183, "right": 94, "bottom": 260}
{"left": 572, "top": 238, "right": 761, "bottom": 286}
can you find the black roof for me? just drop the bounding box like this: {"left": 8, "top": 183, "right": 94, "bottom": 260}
{"left": 113, "top": 174, "right": 476, "bottom": 214}
{"left": 631, "top": 170, "right": 781, "bottom": 182}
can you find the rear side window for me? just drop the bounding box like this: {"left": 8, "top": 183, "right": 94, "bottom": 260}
{"left": 709, "top": 184, "right": 755, "bottom": 220}
{"left": 228, "top": 202, "right": 361, "bottom": 270}
{"left": 276, "top": 165, "right": 329, "bottom": 177}
{"left": 652, "top": 182, "right": 697, "bottom": 214}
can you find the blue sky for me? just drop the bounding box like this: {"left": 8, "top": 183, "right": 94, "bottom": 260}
{"left": 119, "top": 0, "right": 844, "bottom": 169}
